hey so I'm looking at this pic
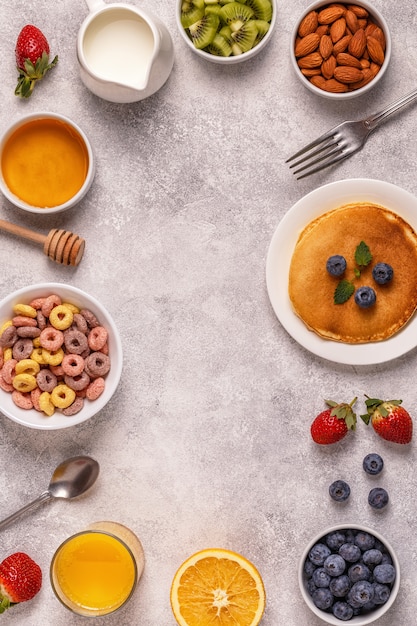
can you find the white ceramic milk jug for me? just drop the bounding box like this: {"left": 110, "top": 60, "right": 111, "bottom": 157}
{"left": 77, "top": 0, "right": 174, "bottom": 103}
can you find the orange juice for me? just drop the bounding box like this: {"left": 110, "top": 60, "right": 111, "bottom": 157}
{"left": 51, "top": 522, "right": 144, "bottom": 616}
{"left": 1, "top": 118, "right": 89, "bottom": 208}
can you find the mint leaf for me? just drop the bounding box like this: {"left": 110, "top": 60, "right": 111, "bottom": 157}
{"left": 334, "top": 280, "right": 355, "bottom": 304}
{"left": 355, "top": 241, "right": 372, "bottom": 267}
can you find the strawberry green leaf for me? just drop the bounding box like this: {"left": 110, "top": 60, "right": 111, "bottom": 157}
{"left": 355, "top": 241, "right": 372, "bottom": 267}
{"left": 334, "top": 280, "right": 355, "bottom": 304}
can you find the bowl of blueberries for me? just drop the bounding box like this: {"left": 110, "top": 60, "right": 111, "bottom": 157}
{"left": 299, "top": 523, "right": 400, "bottom": 624}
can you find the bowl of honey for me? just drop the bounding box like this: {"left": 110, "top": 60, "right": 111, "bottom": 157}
{"left": 0, "top": 112, "right": 95, "bottom": 214}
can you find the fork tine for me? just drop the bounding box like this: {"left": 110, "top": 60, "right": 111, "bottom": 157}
{"left": 285, "top": 126, "right": 340, "bottom": 163}
{"left": 288, "top": 136, "right": 341, "bottom": 169}
{"left": 294, "top": 151, "right": 350, "bottom": 180}
{"left": 292, "top": 143, "right": 346, "bottom": 175}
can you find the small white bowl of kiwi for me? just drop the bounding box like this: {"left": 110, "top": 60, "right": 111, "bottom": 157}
{"left": 177, "top": 0, "right": 276, "bottom": 64}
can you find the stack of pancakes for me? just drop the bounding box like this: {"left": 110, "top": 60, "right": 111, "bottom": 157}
{"left": 288, "top": 203, "right": 417, "bottom": 343}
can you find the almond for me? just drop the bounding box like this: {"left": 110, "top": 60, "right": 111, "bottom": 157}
{"left": 333, "top": 34, "right": 352, "bottom": 54}
{"left": 334, "top": 65, "right": 364, "bottom": 83}
{"left": 323, "top": 78, "right": 348, "bottom": 93}
{"left": 360, "top": 58, "right": 370, "bottom": 69}
{"left": 298, "top": 10, "right": 318, "bottom": 37}
{"left": 301, "top": 68, "right": 322, "bottom": 76}
{"left": 347, "top": 4, "right": 369, "bottom": 18}
{"left": 366, "top": 35, "right": 385, "bottom": 65}
{"left": 330, "top": 17, "right": 346, "bottom": 43}
{"left": 365, "top": 24, "right": 386, "bottom": 49}
{"left": 321, "top": 54, "right": 337, "bottom": 79}
{"left": 295, "top": 33, "right": 320, "bottom": 57}
{"left": 297, "top": 52, "right": 323, "bottom": 69}
{"left": 349, "top": 66, "right": 376, "bottom": 89}
{"left": 345, "top": 9, "right": 359, "bottom": 33}
{"left": 319, "top": 34, "right": 333, "bottom": 60}
{"left": 318, "top": 6, "right": 346, "bottom": 24}
{"left": 348, "top": 28, "right": 366, "bottom": 57}
{"left": 310, "top": 75, "right": 327, "bottom": 89}
{"left": 315, "top": 25, "right": 329, "bottom": 37}
{"left": 357, "top": 18, "right": 367, "bottom": 29}
{"left": 336, "top": 52, "right": 362, "bottom": 68}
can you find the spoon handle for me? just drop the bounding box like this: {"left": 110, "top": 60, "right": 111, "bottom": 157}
{"left": 0, "top": 491, "right": 53, "bottom": 531}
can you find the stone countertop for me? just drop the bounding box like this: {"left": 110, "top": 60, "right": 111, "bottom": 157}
{"left": 0, "top": 1, "right": 416, "bottom": 624}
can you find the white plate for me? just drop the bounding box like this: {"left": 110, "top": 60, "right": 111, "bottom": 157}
{"left": 266, "top": 179, "right": 417, "bottom": 365}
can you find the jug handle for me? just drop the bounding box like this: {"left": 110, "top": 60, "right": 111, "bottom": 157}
{"left": 84, "top": 0, "right": 106, "bottom": 12}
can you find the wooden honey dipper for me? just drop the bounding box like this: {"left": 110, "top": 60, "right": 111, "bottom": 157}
{"left": 0, "top": 219, "right": 85, "bottom": 266}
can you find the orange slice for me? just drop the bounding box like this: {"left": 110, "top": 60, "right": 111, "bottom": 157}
{"left": 170, "top": 547, "right": 266, "bottom": 626}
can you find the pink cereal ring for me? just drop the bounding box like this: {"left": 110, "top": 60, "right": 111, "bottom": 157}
{"left": 0, "top": 350, "right": 3, "bottom": 369}
{"left": 2, "top": 358, "right": 17, "bottom": 384}
{"left": 36, "top": 310, "right": 47, "bottom": 330}
{"left": 50, "top": 364, "right": 65, "bottom": 379}
{"left": 0, "top": 371, "right": 14, "bottom": 392}
{"left": 29, "top": 297, "right": 46, "bottom": 310}
{"left": 12, "top": 390, "right": 33, "bottom": 410}
{"left": 62, "top": 354, "right": 85, "bottom": 377}
{"left": 31, "top": 387, "right": 42, "bottom": 412}
{"left": 88, "top": 326, "right": 108, "bottom": 351}
{"left": 100, "top": 343, "right": 109, "bottom": 356}
{"left": 12, "top": 316, "right": 38, "bottom": 328}
{"left": 41, "top": 294, "right": 62, "bottom": 317}
{"left": 62, "top": 395, "right": 84, "bottom": 416}
{"left": 39, "top": 327, "right": 64, "bottom": 351}
{"left": 86, "top": 377, "right": 105, "bottom": 401}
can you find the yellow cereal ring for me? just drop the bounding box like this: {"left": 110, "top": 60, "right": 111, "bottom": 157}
{"left": 12, "top": 373, "right": 37, "bottom": 393}
{"left": 32, "top": 336, "right": 41, "bottom": 348}
{"left": 31, "top": 347, "right": 47, "bottom": 365}
{"left": 49, "top": 305, "right": 74, "bottom": 330}
{"left": 50, "top": 384, "right": 76, "bottom": 409}
{"left": 39, "top": 391, "right": 55, "bottom": 416}
{"left": 62, "top": 302, "right": 80, "bottom": 314}
{"left": 42, "top": 347, "right": 64, "bottom": 366}
{"left": 15, "top": 359, "right": 40, "bottom": 377}
{"left": 0, "top": 320, "right": 12, "bottom": 334}
{"left": 13, "top": 303, "right": 37, "bottom": 318}
{"left": 3, "top": 348, "right": 12, "bottom": 361}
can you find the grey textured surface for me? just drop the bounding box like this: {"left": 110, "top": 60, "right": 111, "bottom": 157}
{"left": 0, "top": 1, "right": 417, "bottom": 624}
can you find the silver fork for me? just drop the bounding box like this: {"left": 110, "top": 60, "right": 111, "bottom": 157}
{"left": 286, "top": 87, "right": 417, "bottom": 180}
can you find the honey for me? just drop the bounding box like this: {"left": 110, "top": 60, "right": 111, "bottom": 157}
{"left": 1, "top": 118, "right": 89, "bottom": 208}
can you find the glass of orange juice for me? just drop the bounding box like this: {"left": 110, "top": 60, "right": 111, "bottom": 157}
{"left": 50, "top": 521, "right": 145, "bottom": 617}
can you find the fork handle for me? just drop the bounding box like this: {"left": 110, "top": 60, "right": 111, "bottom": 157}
{"left": 366, "top": 87, "right": 417, "bottom": 130}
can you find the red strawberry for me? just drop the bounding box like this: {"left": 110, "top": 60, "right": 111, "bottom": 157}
{"left": 0, "top": 552, "right": 42, "bottom": 612}
{"left": 15, "top": 25, "right": 58, "bottom": 98}
{"left": 361, "top": 396, "right": 413, "bottom": 444}
{"left": 311, "top": 398, "right": 357, "bottom": 445}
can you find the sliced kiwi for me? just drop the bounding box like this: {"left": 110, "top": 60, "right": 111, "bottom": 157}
{"left": 219, "top": 2, "right": 254, "bottom": 32}
{"left": 253, "top": 19, "right": 270, "bottom": 43}
{"left": 231, "top": 19, "right": 258, "bottom": 53}
{"left": 181, "top": 0, "right": 205, "bottom": 28}
{"left": 206, "top": 33, "right": 233, "bottom": 56}
{"left": 219, "top": 24, "right": 233, "bottom": 43}
{"left": 245, "top": 0, "right": 272, "bottom": 22}
{"left": 205, "top": 4, "right": 222, "bottom": 17}
{"left": 188, "top": 13, "right": 220, "bottom": 49}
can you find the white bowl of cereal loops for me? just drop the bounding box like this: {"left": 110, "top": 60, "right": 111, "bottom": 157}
{"left": 0, "top": 283, "right": 122, "bottom": 430}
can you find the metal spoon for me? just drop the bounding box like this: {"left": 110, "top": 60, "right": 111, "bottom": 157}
{"left": 0, "top": 455, "right": 99, "bottom": 531}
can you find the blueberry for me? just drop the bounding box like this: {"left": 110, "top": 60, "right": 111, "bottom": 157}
{"left": 354, "top": 531, "right": 375, "bottom": 551}
{"left": 349, "top": 580, "right": 374, "bottom": 606}
{"left": 312, "top": 567, "right": 331, "bottom": 588}
{"left": 348, "top": 562, "right": 371, "bottom": 583}
{"left": 304, "top": 559, "right": 316, "bottom": 578}
{"left": 373, "top": 563, "right": 396, "bottom": 584}
{"left": 329, "top": 480, "right": 351, "bottom": 502}
{"left": 309, "top": 543, "right": 331, "bottom": 566}
{"left": 324, "top": 554, "right": 346, "bottom": 577}
{"left": 362, "top": 549, "right": 383, "bottom": 566}
{"left": 368, "top": 487, "right": 389, "bottom": 509}
{"left": 339, "top": 543, "right": 361, "bottom": 563}
{"left": 332, "top": 601, "right": 353, "bottom": 621}
{"left": 373, "top": 583, "right": 391, "bottom": 605}
{"left": 312, "top": 587, "right": 334, "bottom": 610}
{"left": 307, "top": 578, "right": 318, "bottom": 595}
{"left": 326, "top": 254, "right": 347, "bottom": 277}
{"left": 326, "top": 531, "right": 346, "bottom": 550}
{"left": 372, "top": 262, "right": 393, "bottom": 285}
{"left": 363, "top": 453, "right": 384, "bottom": 475}
{"left": 330, "top": 574, "right": 351, "bottom": 598}
{"left": 354, "top": 285, "right": 376, "bottom": 308}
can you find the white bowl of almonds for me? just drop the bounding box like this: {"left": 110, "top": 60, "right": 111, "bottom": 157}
{"left": 290, "top": 1, "right": 391, "bottom": 99}
{"left": 0, "top": 283, "right": 122, "bottom": 430}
